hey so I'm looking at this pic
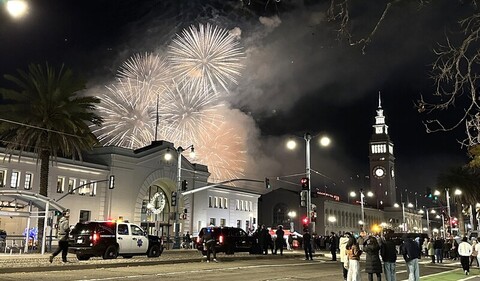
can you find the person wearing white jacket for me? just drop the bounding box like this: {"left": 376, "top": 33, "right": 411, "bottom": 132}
{"left": 458, "top": 236, "right": 473, "bottom": 275}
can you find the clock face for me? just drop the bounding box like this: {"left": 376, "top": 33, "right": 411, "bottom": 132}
{"left": 373, "top": 166, "right": 386, "bottom": 178}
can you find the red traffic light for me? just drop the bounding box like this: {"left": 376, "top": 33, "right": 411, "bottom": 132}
{"left": 301, "top": 177, "right": 309, "bottom": 190}
{"left": 302, "top": 217, "right": 309, "bottom": 224}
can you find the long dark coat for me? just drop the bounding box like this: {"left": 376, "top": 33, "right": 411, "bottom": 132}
{"left": 364, "top": 242, "right": 383, "bottom": 274}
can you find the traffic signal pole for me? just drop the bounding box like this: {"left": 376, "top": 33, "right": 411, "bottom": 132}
{"left": 304, "top": 133, "right": 314, "bottom": 233}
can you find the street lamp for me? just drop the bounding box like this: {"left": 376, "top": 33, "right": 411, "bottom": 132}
{"left": 287, "top": 132, "right": 330, "bottom": 232}
{"left": 288, "top": 211, "right": 296, "bottom": 231}
{"left": 6, "top": 0, "right": 28, "bottom": 18}
{"left": 350, "top": 189, "right": 373, "bottom": 231}
{"left": 394, "top": 202, "right": 406, "bottom": 232}
{"left": 434, "top": 188, "right": 462, "bottom": 235}
{"left": 165, "top": 145, "right": 195, "bottom": 249}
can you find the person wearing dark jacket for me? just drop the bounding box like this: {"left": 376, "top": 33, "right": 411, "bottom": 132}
{"left": 330, "top": 232, "right": 338, "bottom": 261}
{"left": 364, "top": 235, "right": 382, "bottom": 281}
{"left": 274, "top": 225, "right": 285, "bottom": 255}
{"left": 433, "top": 237, "right": 444, "bottom": 263}
{"left": 303, "top": 229, "right": 313, "bottom": 260}
{"left": 381, "top": 234, "right": 397, "bottom": 281}
{"left": 401, "top": 236, "right": 421, "bottom": 281}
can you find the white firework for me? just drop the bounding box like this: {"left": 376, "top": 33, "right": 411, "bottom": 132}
{"left": 168, "top": 23, "right": 245, "bottom": 94}
{"left": 117, "top": 52, "right": 171, "bottom": 95}
{"left": 159, "top": 80, "right": 222, "bottom": 146}
{"left": 93, "top": 79, "right": 158, "bottom": 149}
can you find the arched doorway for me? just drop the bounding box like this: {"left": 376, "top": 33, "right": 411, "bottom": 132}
{"left": 140, "top": 185, "right": 171, "bottom": 238}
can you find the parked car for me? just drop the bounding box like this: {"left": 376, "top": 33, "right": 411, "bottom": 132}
{"left": 68, "top": 221, "right": 163, "bottom": 260}
{"left": 196, "top": 226, "right": 257, "bottom": 255}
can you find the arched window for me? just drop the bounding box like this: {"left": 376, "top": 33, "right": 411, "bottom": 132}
{"left": 272, "top": 203, "right": 288, "bottom": 226}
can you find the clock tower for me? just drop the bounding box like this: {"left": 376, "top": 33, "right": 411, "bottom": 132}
{"left": 369, "top": 93, "right": 396, "bottom": 208}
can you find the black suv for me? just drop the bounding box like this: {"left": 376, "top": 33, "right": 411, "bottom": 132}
{"left": 68, "top": 221, "right": 163, "bottom": 260}
{"left": 196, "top": 226, "right": 256, "bottom": 255}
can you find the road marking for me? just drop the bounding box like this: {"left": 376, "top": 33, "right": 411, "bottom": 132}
{"left": 75, "top": 262, "right": 324, "bottom": 281}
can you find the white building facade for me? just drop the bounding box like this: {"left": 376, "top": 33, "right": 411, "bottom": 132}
{"left": 0, "top": 141, "right": 260, "bottom": 246}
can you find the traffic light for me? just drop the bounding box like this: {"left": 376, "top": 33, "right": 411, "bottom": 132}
{"left": 301, "top": 177, "right": 309, "bottom": 190}
{"left": 265, "top": 178, "right": 271, "bottom": 189}
{"left": 300, "top": 190, "right": 307, "bottom": 207}
{"left": 302, "top": 217, "right": 309, "bottom": 231}
{"left": 171, "top": 191, "right": 177, "bottom": 207}
{"left": 181, "top": 180, "right": 188, "bottom": 191}
{"left": 426, "top": 187, "right": 432, "bottom": 198}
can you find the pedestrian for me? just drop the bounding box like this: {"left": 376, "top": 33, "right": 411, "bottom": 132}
{"left": 258, "top": 225, "right": 270, "bottom": 255}
{"left": 346, "top": 237, "right": 362, "bottom": 281}
{"left": 303, "top": 229, "right": 313, "bottom": 260}
{"left": 364, "top": 235, "right": 382, "bottom": 281}
{"left": 433, "top": 236, "right": 444, "bottom": 263}
{"left": 203, "top": 226, "right": 218, "bottom": 262}
{"left": 427, "top": 238, "right": 435, "bottom": 263}
{"left": 470, "top": 240, "right": 478, "bottom": 267}
{"left": 274, "top": 225, "right": 285, "bottom": 255}
{"left": 357, "top": 231, "right": 366, "bottom": 251}
{"left": 458, "top": 236, "right": 473, "bottom": 275}
{"left": 340, "top": 232, "right": 351, "bottom": 281}
{"left": 400, "top": 235, "right": 421, "bottom": 281}
{"left": 380, "top": 233, "right": 397, "bottom": 281}
{"left": 330, "top": 232, "right": 338, "bottom": 261}
{"left": 185, "top": 231, "right": 192, "bottom": 249}
{"left": 49, "top": 210, "right": 70, "bottom": 263}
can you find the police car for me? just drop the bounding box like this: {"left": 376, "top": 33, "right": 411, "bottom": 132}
{"left": 68, "top": 221, "right": 163, "bottom": 260}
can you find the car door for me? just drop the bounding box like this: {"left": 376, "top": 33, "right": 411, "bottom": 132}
{"left": 130, "top": 224, "right": 148, "bottom": 254}
{"left": 234, "top": 228, "right": 251, "bottom": 252}
{"left": 116, "top": 223, "right": 132, "bottom": 253}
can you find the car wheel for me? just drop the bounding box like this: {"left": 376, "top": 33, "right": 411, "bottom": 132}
{"left": 147, "top": 244, "right": 161, "bottom": 257}
{"left": 103, "top": 245, "right": 118, "bottom": 259}
{"left": 76, "top": 254, "right": 90, "bottom": 261}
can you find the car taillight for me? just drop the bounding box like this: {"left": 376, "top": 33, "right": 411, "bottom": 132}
{"left": 219, "top": 235, "right": 224, "bottom": 244}
{"left": 90, "top": 232, "right": 99, "bottom": 243}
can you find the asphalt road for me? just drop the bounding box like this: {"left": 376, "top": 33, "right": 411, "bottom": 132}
{"left": 0, "top": 254, "right": 478, "bottom": 281}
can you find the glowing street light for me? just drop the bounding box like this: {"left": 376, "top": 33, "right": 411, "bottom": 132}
{"left": 165, "top": 145, "right": 195, "bottom": 249}
{"left": 286, "top": 132, "right": 330, "bottom": 232}
{"left": 351, "top": 189, "right": 373, "bottom": 231}
{"left": 6, "top": 0, "right": 28, "bottom": 18}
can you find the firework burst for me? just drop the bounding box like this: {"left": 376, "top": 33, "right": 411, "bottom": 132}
{"left": 159, "top": 80, "right": 222, "bottom": 146}
{"left": 93, "top": 79, "right": 158, "bottom": 149}
{"left": 168, "top": 23, "right": 245, "bottom": 94}
{"left": 189, "top": 113, "right": 247, "bottom": 182}
{"left": 117, "top": 52, "right": 170, "bottom": 94}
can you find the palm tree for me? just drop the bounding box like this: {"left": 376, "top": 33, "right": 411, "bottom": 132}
{"left": 0, "top": 63, "right": 102, "bottom": 249}
{"left": 438, "top": 166, "right": 480, "bottom": 237}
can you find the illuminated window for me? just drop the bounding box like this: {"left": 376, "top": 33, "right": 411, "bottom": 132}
{"left": 68, "top": 179, "right": 76, "bottom": 193}
{"left": 224, "top": 198, "right": 228, "bottom": 209}
{"left": 209, "top": 218, "right": 216, "bottom": 226}
{"left": 10, "top": 171, "right": 19, "bottom": 188}
{"left": 24, "top": 173, "right": 33, "bottom": 190}
{"left": 78, "top": 180, "right": 87, "bottom": 195}
{"left": 90, "top": 182, "right": 97, "bottom": 196}
{"left": 0, "top": 170, "right": 6, "bottom": 188}
{"left": 56, "top": 176, "right": 65, "bottom": 193}
{"left": 220, "top": 218, "right": 226, "bottom": 227}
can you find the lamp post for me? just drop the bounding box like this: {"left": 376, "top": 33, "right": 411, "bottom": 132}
{"left": 287, "top": 132, "right": 330, "bottom": 233}
{"left": 350, "top": 190, "right": 373, "bottom": 231}
{"left": 394, "top": 202, "right": 406, "bottom": 232}
{"left": 165, "top": 145, "right": 195, "bottom": 249}
{"left": 288, "top": 211, "right": 296, "bottom": 232}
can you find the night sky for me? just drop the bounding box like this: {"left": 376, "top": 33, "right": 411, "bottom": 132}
{"left": 0, "top": 0, "right": 474, "bottom": 204}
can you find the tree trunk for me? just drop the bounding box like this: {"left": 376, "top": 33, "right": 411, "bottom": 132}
{"left": 456, "top": 201, "right": 465, "bottom": 237}
{"left": 37, "top": 149, "right": 50, "bottom": 252}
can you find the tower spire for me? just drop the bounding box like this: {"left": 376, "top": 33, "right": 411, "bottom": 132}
{"left": 378, "top": 91, "right": 382, "bottom": 109}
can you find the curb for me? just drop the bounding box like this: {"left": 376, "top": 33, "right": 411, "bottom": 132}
{"left": 0, "top": 252, "right": 311, "bottom": 274}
